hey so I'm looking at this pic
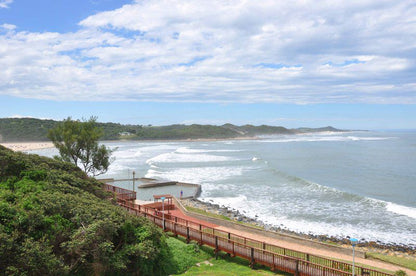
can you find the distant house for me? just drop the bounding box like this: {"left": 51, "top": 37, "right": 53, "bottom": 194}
{"left": 119, "top": 132, "right": 132, "bottom": 136}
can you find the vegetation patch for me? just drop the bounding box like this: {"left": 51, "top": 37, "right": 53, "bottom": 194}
{"left": 0, "top": 117, "right": 344, "bottom": 142}
{"left": 185, "top": 205, "right": 232, "bottom": 221}
{"left": 366, "top": 252, "right": 416, "bottom": 271}
{"left": 0, "top": 145, "right": 172, "bottom": 275}
{"left": 166, "top": 235, "right": 290, "bottom": 276}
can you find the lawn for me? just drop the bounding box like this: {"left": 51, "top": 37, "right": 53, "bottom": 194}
{"left": 166, "top": 236, "right": 290, "bottom": 275}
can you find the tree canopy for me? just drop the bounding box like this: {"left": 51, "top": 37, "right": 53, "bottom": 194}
{"left": 47, "top": 117, "right": 114, "bottom": 176}
{"left": 0, "top": 117, "right": 346, "bottom": 142}
{"left": 0, "top": 145, "right": 174, "bottom": 275}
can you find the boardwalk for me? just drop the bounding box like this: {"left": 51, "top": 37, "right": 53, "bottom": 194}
{"left": 103, "top": 183, "right": 408, "bottom": 276}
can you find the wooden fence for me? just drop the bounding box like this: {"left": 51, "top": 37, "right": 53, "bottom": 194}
{"left": 103, "top": 183, "right": 136, "bottom": 201}
{"left": 103, "top": 183, "right": 394, "bottom": 276}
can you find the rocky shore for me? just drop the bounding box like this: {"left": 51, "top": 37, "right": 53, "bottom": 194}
{"left": 181, "top": 198, "right": 416, "bottom": 258}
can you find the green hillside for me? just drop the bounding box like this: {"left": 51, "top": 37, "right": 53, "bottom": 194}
{"left": 0, "top": 145, "right": 172, "bottom": 275}
{"left": 0, "top": 117, "right": 345, "bottom": 142}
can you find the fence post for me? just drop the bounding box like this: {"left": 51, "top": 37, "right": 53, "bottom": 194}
{"left": 295, "top": 260, "right": 299, "bottom": 276}
{"left": 186, "top": 227, "right": 190, "bottom": 243}
{"left": 250, "top": 248, "right": 255, "bottom": 268}
{"left": 215, "top": 236, "right": 219, "bottom": 260}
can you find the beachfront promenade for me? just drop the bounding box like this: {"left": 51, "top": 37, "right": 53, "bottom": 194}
{"left": 103, "top": 183, "right": 405, "bottom": 276}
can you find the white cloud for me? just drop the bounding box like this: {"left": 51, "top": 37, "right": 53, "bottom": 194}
{"left": 0, "top": 0, "right": 13, "bottom": 9}
{"left": 0, "top": 0, "right": 415, "bottom": 104}
{"left": 1, "top": 24, "right": 16, "bottom": 30}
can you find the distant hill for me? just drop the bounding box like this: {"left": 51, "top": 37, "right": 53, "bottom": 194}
{"left": 0, "top": 118, "right": 346, "bottom": 142}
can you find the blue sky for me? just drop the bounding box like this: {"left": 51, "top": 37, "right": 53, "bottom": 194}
{"left": 1, "top": 0, "right": 415, "bottom": 129}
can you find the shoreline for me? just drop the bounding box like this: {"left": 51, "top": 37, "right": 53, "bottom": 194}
{"left": 0, "top": 142, "right": 55, "bottom": 152}
{"left": 181, "top": 198, "right": 416, "bottom": 257}
{"left": 0, "top": 131, "right": 357, "bottom": 151}
{"left": 0, "top": 137, "right": 259, "bottom": 152}
{"left": 115, "top": 136, "right": 260, "bottom": 143}
{"left": 4, "top": 139, "right": 414, "bottom": 255}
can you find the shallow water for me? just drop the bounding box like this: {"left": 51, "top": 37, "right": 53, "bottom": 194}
{"left": 31, "top": 131, "right": 416, "bottom": 247}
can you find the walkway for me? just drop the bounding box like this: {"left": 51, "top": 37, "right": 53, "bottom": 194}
{"left": 103, "top": 183, "right": 413, "bottom": 276}
{"left": 214, "top": 225, "right": 415, "bottom": 276}
{"left": 164, "top": 202, "right": 414, "bottom": 275}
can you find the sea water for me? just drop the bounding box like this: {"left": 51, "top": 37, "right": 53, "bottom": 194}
{"left": 31, "top": 131, "right": 416, "bottom": 247}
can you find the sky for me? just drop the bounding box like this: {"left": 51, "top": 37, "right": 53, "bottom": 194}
{"left": 0, "top": 0, "right": 415, "bottom": 129}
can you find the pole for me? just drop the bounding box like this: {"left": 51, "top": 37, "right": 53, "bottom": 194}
{"left": 132, "top": 171, "right": 135, "bottom": 192}
{"left": 350, "top": 238, "right": 358, "bottom": 276}
{"left": 352, "top": 245, "right": 355, "bottom": 276}
{"left": 161, "top": 197, "right": 165, "bottom": 230}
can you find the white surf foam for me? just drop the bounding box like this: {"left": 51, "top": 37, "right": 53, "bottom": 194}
{"left": 175, "top": 147, "right": 241, "bottom": 154}
{"left": 145, "top": 166, "right": 244, "bottom": 184}
{"left": 386, "top": 202, "right": 416, "bottom": 219}
{"left": 203, "top": 194, "right": 416, "bottom": 245}
{"left": 202, "top": 195, "right": 248, "bottom": 208}
{"left": 146, "top": 152, "right": 234, "bottom": 165}
{"left": 259, "top": 135, "right": 394, "bottom": 143}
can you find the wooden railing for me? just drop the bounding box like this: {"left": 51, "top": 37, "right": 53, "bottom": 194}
{"left": 103, "top": 183, "right": 136, "bottom": 201}
{"left": 103, "top": 183, "right": 394, "bottom": 276}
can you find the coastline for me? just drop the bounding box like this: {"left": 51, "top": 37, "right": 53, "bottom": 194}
{"left": 0, "top": 136, "right": 259, "bottom": 152}
{"left": 0, "top": 142, "right": 55, "bottom": 152}
{"left": 1, "top": 131, "right": 356, "bottom": 151}
{"left": 181, "top": 198, "right": 416, "bottom": 257}
{"left": 3, "top": 138, "right": 414, "bottom": 256}
{"left": 117, "top": 136, "right": 260, "bottom": 143}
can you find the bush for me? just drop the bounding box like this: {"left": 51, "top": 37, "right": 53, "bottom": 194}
{"left": 0, "top": 146, "right": 171, "bottom": 275}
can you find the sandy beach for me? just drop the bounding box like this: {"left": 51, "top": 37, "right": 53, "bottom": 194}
{"left": 0, "top": 142, "right": 55, "bottom": 152}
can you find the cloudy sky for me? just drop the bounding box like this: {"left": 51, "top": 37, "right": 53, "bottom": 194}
{"left": 0, "top": 0, "right": 415, "bottom": 129}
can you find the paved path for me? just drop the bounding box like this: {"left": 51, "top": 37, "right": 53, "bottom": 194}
{"left": 215, "top": 225, "right": 415, "bottom": 276}
{"left": 162, "top": 203, "right": 415, "bottom": 275}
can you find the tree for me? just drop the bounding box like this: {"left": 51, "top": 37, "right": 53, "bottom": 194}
{"left": 48, "top": 117, "right": 114, "bottom": 176}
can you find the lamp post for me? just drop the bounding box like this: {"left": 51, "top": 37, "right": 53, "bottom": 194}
{"left": 161, "top": 196, "right": 165, "bottom": 230}
{"left": 350, "top": 238, "right": 358, "bottom": 276}
{"left": 132, "top": 171, "right": 135, "bottom": 192}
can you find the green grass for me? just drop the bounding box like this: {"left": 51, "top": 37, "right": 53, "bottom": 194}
{"left": 165, "top": 236, "right": 212, "bottom": 274}
{"left": 185, "top": 205, "right": 265, "bottom": 230}
{"left": 166, "top": 235, "right": 290, "bottom": 275}
{"left": 366, "top": 252, "right": 416, "bottom": 271}
{"left": 165, "top": 235, "right": 401, "bottom": 276}
{"left": 185, "top": 205, "right": 232, "bottom": 221}
{"left": 178, "top": 256, "right": 290, "bottom": 276}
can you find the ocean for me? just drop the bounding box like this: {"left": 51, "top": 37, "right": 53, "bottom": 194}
{"left": 31, "top": 130, "right": 416, "bottom": 247}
